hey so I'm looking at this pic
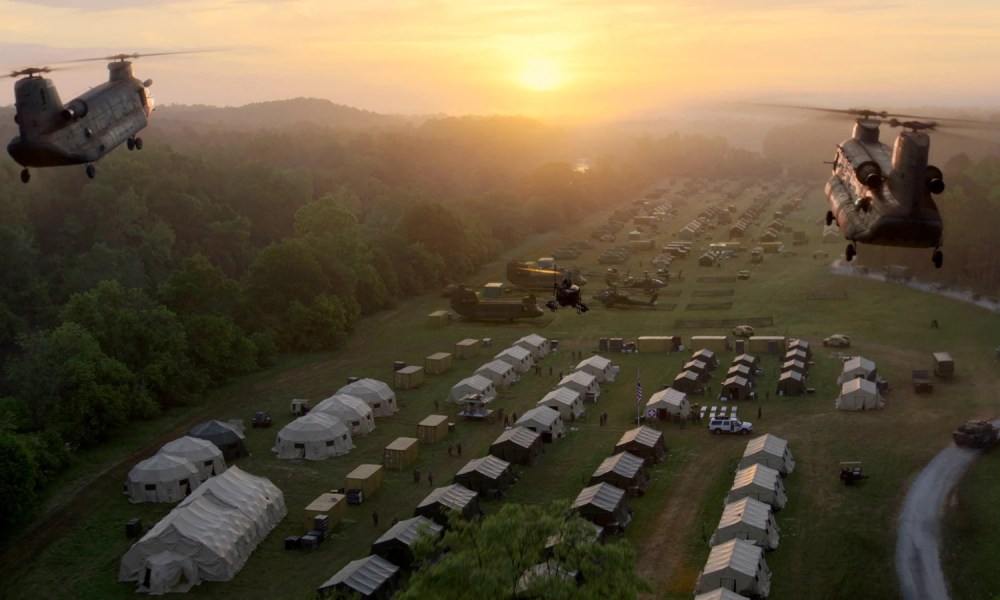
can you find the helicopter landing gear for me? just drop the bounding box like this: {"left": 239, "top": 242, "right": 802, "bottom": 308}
{"left": 86, "top": 164, "right": 96, "bottom": 179}
{"left": 134, "top": 137, "right": 143, "bottom": 150}
{"left": 20, "top": 168, "right": 30, "bottom": 184}
{"left": 845, "top": 243, "right": 856, "bottom": 262}
{"left": 932, "top": 249, "right": 943, "bottom": 269}
{"left": 826, "top": 210, "right": 835, "bottom": 226}
{"left": 127, "top": 137, "right": 135, "bottom": 150}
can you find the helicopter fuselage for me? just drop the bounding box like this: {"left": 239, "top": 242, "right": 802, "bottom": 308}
{"left": 7, "top": 61, "right": 153, "bottom": 169}
{"left": 825, "top": 120, "right": 943, "bottom": 249}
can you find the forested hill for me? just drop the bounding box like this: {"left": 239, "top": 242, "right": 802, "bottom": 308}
{"left": 153, "top": 97, "right": 407, "bottom": 130}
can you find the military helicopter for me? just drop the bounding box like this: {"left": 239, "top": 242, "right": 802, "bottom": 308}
{"left": 545, "top": 277, "right": 589, "bottom": 314}
{"left": 449, "top": 285, "right": 545, "bottom": 321}
{"left": 593, "top": 287, "right": 658, "bottom": 309}
{"left": 6, "top": 51, "right": 185, "bottom": 183}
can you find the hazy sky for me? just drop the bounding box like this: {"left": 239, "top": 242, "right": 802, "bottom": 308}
{"left": 3, "top": 0, "right": 999, "bottom": 122}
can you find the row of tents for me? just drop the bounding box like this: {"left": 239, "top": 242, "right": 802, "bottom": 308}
{"left": 776, "top": 339, "right": 812, "bottom": 396}
{"left": 695, "top": 434, "right": 795, "bottom": 599}
{"left": 835, "top": 356, "right": 884, "bottom": 410}
{"left": 448, "top": 336, "right": 553, "bottom": 403}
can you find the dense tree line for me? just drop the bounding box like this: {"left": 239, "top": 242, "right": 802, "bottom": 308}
{"left": 0, "top": 111, "right": 777, "bottom": 539}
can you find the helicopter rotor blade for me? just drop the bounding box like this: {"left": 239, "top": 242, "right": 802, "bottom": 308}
{"left": 742, "top": 101, "right": 1000, "bottom": 129}
{"left": 6, "top": 65, "right": 75, "bottom": 78}
{"left": 63, "top": 49, "right": 221, "bottom": 64}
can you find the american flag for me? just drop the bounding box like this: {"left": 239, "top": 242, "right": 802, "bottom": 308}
{"left": 636, "top": 372, "right": 643, "bottom": 406}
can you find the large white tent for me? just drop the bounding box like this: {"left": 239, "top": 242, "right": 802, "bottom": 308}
{"left": 537, "top": 387, "right": 585, "bottom": 420}
{"left": 836, "top": 378, "right": 883, "bottom": 411}
{"left": 574, "top": 354, "right": 617, "bottom": 382}
{"left": 695, "top": 538, "right": 771, "bottom": 598}
{"left": 126, "top": 454, "right": 203, "bottom": 504}
{"left": 494, "top": 346, "right": 535, "bottom": 372}
{"left": 119, "top": 466, "right": 286, "bottom": 594}
{"left": 645, "top": 387, "right": 690, "bottom": 420}
{"left": 449, "top": 374, "right": 497, "bottom": 404}
{"left": 513, "top": 333, "right": 551, "bottom": 359}
{"left": 158, "top": 436, "right": 226, "bottom": 480}
{"left": 558, "top": 371, "right": 600, "bottom": 401}
{"left": 710, "top": 497, "right": 780, "bottom": 550}
{"left": 475, "top": 359, "right": 519, "bottom": 387}
{"left": 837, "top": 356, "right": 877, "bottom": 384}
{"left": 311, "top": 394, "right": 376, "bottom": 435}
{"left": 515, "top": 407, "right": 566, "bottom": 442}
{"left": 336, "top": 378, "right": 398, "bottom": 417}
{"left": 272, "top": 412, "right": 354, "bottom": 460}
{"left": 739, "top": 434, "right": 795, "bottom": 475}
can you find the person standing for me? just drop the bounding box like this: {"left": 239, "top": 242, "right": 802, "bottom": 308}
{"left": 372, "top": 510, "right": 379, "bottom": 527}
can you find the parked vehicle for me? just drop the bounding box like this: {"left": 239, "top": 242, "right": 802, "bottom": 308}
{"left": 953, "top": 420, "right": 999, "bottom": 448}
{"left": 823, "top": 334, "right": 851, "bottom": 348}
{"left": 708, "top": 417, "right": 753, "bottom": 435}
{"left": 251, "top": 411, "right": 273, "bottom": 428}
{"left": 732, "top": 325, "right": 755, "bottom": 338}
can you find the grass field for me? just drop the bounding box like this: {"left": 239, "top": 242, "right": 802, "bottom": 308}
{"left": 3, "top": 179, "right": 1000, "bottom": 599}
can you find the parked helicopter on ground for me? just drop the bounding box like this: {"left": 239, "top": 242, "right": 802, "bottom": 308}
{"left": 593, "top": 287, "right": 658, "bottom": 309}
{"left": 604, "top": 267, "right": 665, "bottom": 291}
{"left": 448, "top": 285, "right": 545, "bottom": 321}
{"left": 6, "top": 51, "right": 194, "bottom": 183}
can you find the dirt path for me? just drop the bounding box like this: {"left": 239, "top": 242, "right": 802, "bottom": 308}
{"left": 895, "top": 421, "right": 999, "bottom": 600}
{"left": 635, "top": 439, "right": 734, "bottom": 597}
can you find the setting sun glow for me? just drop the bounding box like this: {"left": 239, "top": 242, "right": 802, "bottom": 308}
{"left": 519, "top": 59, "right": 562, "bottom": 91}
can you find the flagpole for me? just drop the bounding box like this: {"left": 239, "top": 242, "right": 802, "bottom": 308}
{"left": 636, "top": 368, "right": 642, "bottom": 426}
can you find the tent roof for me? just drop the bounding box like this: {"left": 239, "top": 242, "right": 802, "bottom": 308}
{"left": 320, "top": 554, "right": 398, "bottom": 596}
{"left": 841, "top": 377, "right": 878, "bottom": 395}
{"left": 492, "top": 427, "right": 540, "bottom": 449}
{"left": 732, "top": 464, "right": 781, "bottom": 492}
{"left": 703, "top": 538, "right": 764, "bottom": 578}
{"left": 778, "top": 370, "right": 804, "bottom": 382}
{"left": 592, "top": 452, "right": 645, "bottom": 480}
{"left": 189, "top": 420, "right": 245, "bottom": 444}
{"left": 742, "top": 434, "right": 789, "bottom": 460}
{"left": 576, "top": 355, "right": 612, "bottom": 371}
{"left": 177, "top": 466, "right": 284, "bottom": 529}
{"left": 515, "top": 333, "right": 548, "bottom": 347}
{"left": 417, "top": 484, "right": 478, "bottom": 511}
{"left": 695, "top": 589, "right": 752, "bottom": 600}
{"left": 733, "top": 354, "right": 757, "bottom": 365}
{"left": 573, "top": 482, "right": 625, "bottom": 512}
{"left": 278, "top": 412, "right": 348, "bottom": 442}
{"left": 782, "top": 359, "right": 806, "bottom": 370}
{"left": 518, "top": 407, "right": 561, "bottom": 427}
{"left": 692, "top": 348, "right": 717, "bottom": 358}
{"left": 617, "top": 426, "right": 663, "bottom": 449}
{"left": 718, "top": 497, "right": 773, "bottom": 531}
{"left": 312, "top": 394, "right": 372, "bottom": 419}
{"left": 338, "top": 378, "right": 394, "bottom": 402}
{"left": 647, "top": 387, "right": 687, "bottom": 408}
{"left": 158, "top": 436, "right": 222, "bottom": 463}
{"left": 842, "top": 356, "right": 876, "bottom": 373}
{"left": 684, "top": 359, "right": 708, "bottom": 371}
{"left": 559, "top": 371, "right": 596, "bottom": 387}
{"left": 541, "top": 387, "right": 582, "bottom": 406}
{"left": 129, "top": 453, "right": 200, "bottom": 483}
{"left": 496, "top": 346, "right": 532, "bottom": 361}
{"left": 456, "top": 455, "right": 511, "bottom": 480}
{"left": 723, "top": 375, "right": 750, "bottom": 388}
{"left": 478, "top": 360, "right": 515, "bottom": 375}
{"left": 675, "top": 370, "right": 700, "bottom": 382}
{"left": 373, "top": 515, "right": 442, "bottom": 549}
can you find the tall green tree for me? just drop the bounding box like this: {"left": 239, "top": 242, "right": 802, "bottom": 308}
{"left": 0, "top": 431, "right": 39, "bottom": 541}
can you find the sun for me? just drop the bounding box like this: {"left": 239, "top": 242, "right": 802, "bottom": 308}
{"left": 519, "top": 59, "right": 562, "bottom": 91}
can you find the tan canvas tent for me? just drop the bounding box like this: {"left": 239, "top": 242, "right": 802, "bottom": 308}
{"left": 574, "top": 355, "right": 617, "bottom": 382}
{"left": 710, "top": 497, "right": 780, "bottom": 550}
{"left": 312, "top": 394, "right": 376, "bottom": 435}
{"left": 537, "top": 387, "right": 586, "bottom": 420}
{"left": 673, "top": 370, "right": 704, "bottom": 395}
{"left": 645, "top": 387, "right": 690, "bottom": 420}
{"left": 317, "top": 554, "right": 399, "bottom": 600}
{"left": 558, "top": 371, "right": 600, "bottom": 401}
{"left": 126, "top": 454, "right": 203, "bottom": 504}
{"left": 691, "top": 348, "right": 720, "bottom": 370}
{"left": 449, "top": 374, "right": 497, "bottom": 403}
{"left": 514, "top": 333, "right": 551, "bottom": 359}
{"left": 414, "top": 484, "right": 481, "bottom": 525}
{"left": 614, "top": 426, "right": 667, "bottom": 465}
{"left": 515, "top": 407, "right": 566, "bottom": 443}
{"left": 776, "top": 370, "right": 806, "bottom": 396}
{"left": 336, "top": 378, "right": 398, "bottom": 417}
{"left": 837, "top": 356, "right": 877, "bottom": 384}
{"left": 119, "top": 467, "right": 286, "bottom": 594}
{"left": 475, "top": 359, "right": 519, "bottom": 387}
{"left": 589, "top": 451, "right": 649, "bottom": 495}
{"left": 695, "top": 538, "right": 771, "bottom": 598}
{"left": 272, "top": 412, "right": 354, "bottom": 460}
{"left": 453, "top": 455, "right": 515, "bottom": 497}
{"left": 158, "top": 436, "right": 226, "bottom": 480}
{"left": 573, "top": 482, "right": 631, "bottom": 532}
{"left": 836, "top": 377, "right": 883, "bottom": 411}
{"left": 721, "top": 376, "right": 753, "bottom": 401}
{"left": 371, "top": 515, "right": 443, "bottom": 569}
{"left": 727, "top": 464, "right": 787, "bottom": 510}
{"left": 740, "top": 434, "right": 795, "bottom": 475}
{"left": 489, "top": 427, "right": 542, "bottom": 465}
{"left": 494, "top": 346, "right": 535, "bottom": 372}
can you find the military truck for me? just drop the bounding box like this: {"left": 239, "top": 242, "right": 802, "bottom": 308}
{"left": 953, "top": 420, "right": 999, "bottom": 448}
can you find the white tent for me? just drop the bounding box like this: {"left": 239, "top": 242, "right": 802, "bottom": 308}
{"left": 837, "top": 356, "right": 877, "bottom": 384}
{"left": 475, "top": 359, "right": 519, "bottom": 387}
{"left": 727, "top": 464, "right": 787, "bottom": 510}
{"left": 836, "top": 378, "right": 883, "bottom": 411}
{"left": 272, "top": 412, "right": 354, "bottom": 460}
{"left": 515, "top": 407, "right": 566, "bottom": 442}
{"left": 126, "top": 454, "right": 203, "bottom": 504}
{"left": 158, "top": 436, "right": 226, "bottom": 480}
{"left": 695, "top": 538, "right": 771, "bottom": 598}
{"left": 645, "top": 387, "right": 690, "bottom": 420}
{"left": 695, "top": 590, "right": 752, "bottom": 600}
{"left": 574, "top": 354, "right": 616, "bottom": 382}
{"left": 336, "top": 378, "right": 398, "bottom": 417}
{"left": 494, "top": 346, "right": 535, "bottom": 372}
{"left": 558, "top": 371, "right": 601, "bottom": 401}
{"left": 739, "top": 434, "right": 795, "bottom": 475}
{"left": 710, "top": 497, "right": 780, "bottom": 550}
{"left": 317, "top": 554, "right": 399, "bottom": 599}
{"left": 311, "top": 394, "right": 376, "bottom": 435}
{"left": 449, "top": 374, "right": 497, "bottom": 404}
{"left": 514, "top": 333, "right": 551, "bottom": 359}
{"left": 119, "top": 467, "right": 286, "bottom": 594}
{"left": 537, "top": 387, "right": 585, "bottom": 420}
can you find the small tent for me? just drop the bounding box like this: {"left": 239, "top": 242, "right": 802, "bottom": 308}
{"left": 514, "top": 333, "right": 551, "bottom": 359}
{"left": 371, "top": 516, "right": 443, "bottom": 569}
{"left": 158, "top": 436, "right": 226, "bottom": 480}
{"left": 781, "top": 359, "right": 807, "bottom": 376}
{"left": 739, "top": 434, "right": 795, "bottom": 475}
{"left": 494, "top": 346, "right": 536, "bottom": 372}
{"left": 489, "top": 427, "right": 542, "bottom": 465}
{"left": 126, "top": 454, "right": 202, "bottom": 504}
{"left": 453, "top": 455, "right": 516, "bottom": 497}
{"left": 695, "top": 589, "right": 752, "bottom": 600}
{"left": 835, "top": 378, "right": 883, "bottom": 411}
{"left": 572, "top": 483, "right": 631, "bottom": 531}
{"left": 574, "top": 355, "right": 617, "bottom": 382}
{"left": 787, "top": 338, "right": 812, "bottom": 360}
{"left": 727, "top": 464, "right": 787, "bottom": 510}
{"left": 558, "top": 371, "right": 600, "bottom": 401}
{"left": 188, "top": 420, "right": 248, "bottom": 461}
{"left": 475, "top": 359, "right": 519, "bottom": 387}
{"left": 726, "top": 364, "right": 753, "bottom": 382}
{"left": 710, "top": 497, "right": 780, "bottom": 550}
{"left": 721, "top": 376, "right": 753, "bottom": 401}
{"left": 691, "top": 348, "right": 720, "bottom": 370}
{"left": 414, "top": 484, "right": 481, "bottom": 525}
{"left": 695, "top": 538, "right": 771, "bottom": 598}
{"left": 589, "top": 452, "right": 649, "bottom": 495}
{"left": 119, "top": 467, "right": 285, "bottom": 593}
{"left": 672, "top": 370, "right": 704, "bottom": 395}
{"left": 537, "top": 387, "right": 586, "bottom": 421}
{"left": 337, "top": 378, "right": 398, "bottom": 417}
{"left": 272, "top": 412, "right": 354, "bottom": 460}
{"left": 775, "top": 370, "right": 806, "bottom": 396}
{"left": 645, "top": 387, "right": 690, "bottom": 421}
{"left": 515, "top": 407, "right": 566, "bottom": 443}
{"left": 732, "top": 354, "right": 759, "bottom": 371}
{"left": 784, "top": 348, "right": 809, "bottom": 364}
{"left": 311, "top": 394, "right": 376, "bottom": 435}
{"left": 683, "top": 359, "right": 711, "bottom": 381}
{"left": 449, "top": 374, "right": 497, "bottom": 404}
{"left": 614, "top": 426, "right": 668, "bottom": 465}
{"left": 837, "top": 356, "right": 877, "bottom": 384}
{"left": 317, "top": 555, "right": 400, "bottom": 600}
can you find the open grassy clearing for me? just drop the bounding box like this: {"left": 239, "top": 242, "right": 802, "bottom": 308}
{"left": 3, "top": 179, "right": 1000, "bottom": 599}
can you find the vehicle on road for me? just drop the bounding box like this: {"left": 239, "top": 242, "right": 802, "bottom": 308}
{"left": 952, "top": 420, "right": 999, "bottom": 448}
